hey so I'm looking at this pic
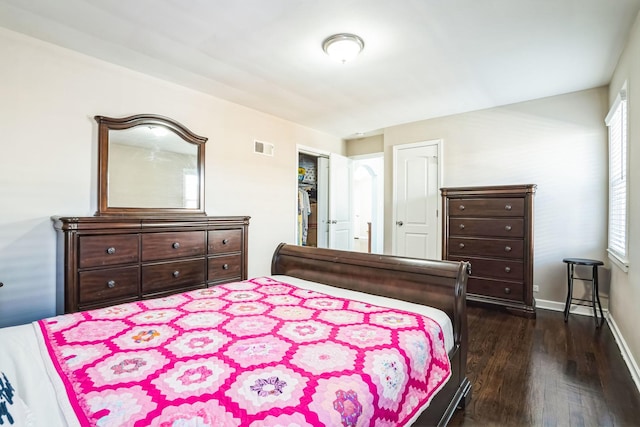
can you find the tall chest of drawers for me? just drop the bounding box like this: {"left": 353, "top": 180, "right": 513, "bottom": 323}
{"left": 52, "top": 215, "right": 249, "bottom": 314}
{"left": 441, "top": 185, "right": 536, "bottom": 317}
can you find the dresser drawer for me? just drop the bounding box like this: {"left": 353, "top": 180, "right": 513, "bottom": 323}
{"left": 142, "top": 231, "right": 205, "bottom": 261}
{"left": 208, "top": 229, "right": 243, "bottom": 254}
{"left": 450, "top": 218, "right": 524, "bottom": 238}
{"left": 142, "top": 259, "right": 206, "bottom": 293}
{"left": 78, "top": 266, "right": 139, "bottom": 304}
{"left": 208, "top": 254, "right": 242, "bottom": 280}
{"left": 449, "top": 256, "right": 523, "bottom": 281}
{"left": 78, "top": 234, "right": 139, "bottom": 268}
{"left": 449, "top": 237, "right": 524, "bottom": 259}
{"left": 448, "top": 198, "right": 524, "bottom": 217}
{"left": 468, "top": 277, "right": 523, "bottom": 301}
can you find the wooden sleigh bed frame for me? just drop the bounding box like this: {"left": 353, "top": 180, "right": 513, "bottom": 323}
{"left": 271, "top": 243, "right": 472, "bottom": 426}
{"left": 0, "top": 243, "right": 471, "bottom": 427}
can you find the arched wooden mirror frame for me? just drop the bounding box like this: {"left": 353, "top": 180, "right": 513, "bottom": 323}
{"left": 95, "top": 114, "right": 207, "bottom": 216}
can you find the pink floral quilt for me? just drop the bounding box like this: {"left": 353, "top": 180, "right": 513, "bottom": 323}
{"left": 36, "top": 276, "right": 451, "bottom": 426}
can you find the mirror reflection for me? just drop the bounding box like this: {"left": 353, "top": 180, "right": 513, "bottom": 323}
{"left": 108, "top": 126, "right": 199, "bottom": 208}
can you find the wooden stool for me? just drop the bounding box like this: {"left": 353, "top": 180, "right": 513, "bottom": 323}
{"left": 563, "top": 258, "right": 604, "bottom": 327}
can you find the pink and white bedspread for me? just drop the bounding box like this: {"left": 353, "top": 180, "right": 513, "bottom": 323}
{"left": 35, "top": 276, "right": 451, "bottom": 426}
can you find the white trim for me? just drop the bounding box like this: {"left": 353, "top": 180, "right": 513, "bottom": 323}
{"left": 297, "top": 144, "right": 331, "bottom": 157}
{"left": 535, "top": 298, "right": 608, "bottom": 317}
{"left": 605, "top": 83, "right": 627, "bottom": 125}
{"left": 295, "top": 145, "right": 331, "bottom": 245}
{"left": 535, "top": 299, "right": 640, "bottom": 395}
{"left": 608, "top": 313, "right": 640, "bottom": 394}
{"left": 607, "top": 249, "right": 629, "bottom": 272}
{"left": 606, "top": 81, "right": 629, "bottom": 263}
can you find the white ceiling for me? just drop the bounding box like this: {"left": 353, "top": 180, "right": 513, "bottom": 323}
{"left": 1, "top": 0, "right": 639, "bottom": 138}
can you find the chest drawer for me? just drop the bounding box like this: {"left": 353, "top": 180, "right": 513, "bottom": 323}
{"left": 142, "top": 259, "right": 206, "bottom": 293}
{"left": 208, "top": 229, "right": 243, "bottom": 254}
{"left": 449, "top": 237, "right": 524, "bottom": 259}
{"left": 208, "top": 254, "right": 242, "bottom": 281}
{"left": 448, "top": 198, "right": 524, "bottom": 217}
{"left": 79, "top": 234, "right": 139, "bottom": 268}
{"left": 449, "top": 256, "right": 523, "bottom": 281}
{"left": 78, "top": 266, "right": 139, "bottom": 304}
{"left": 142, "top": 231, "right": 205, "bottom": 261}
{"left": 468, "top": 277, "right": 523, "bottom": 302}
{"left": 450, "top": 218, "right": 524, "bottom": 238}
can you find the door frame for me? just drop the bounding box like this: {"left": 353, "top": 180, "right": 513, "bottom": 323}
{"left": 391, "top": 139, "right": 443, "bottom": 258}
{"left": 296, "top": 145, "right": 330, "bottom": 246}
{"left": 351, "top": 153, "right": 384, "bottom": 254}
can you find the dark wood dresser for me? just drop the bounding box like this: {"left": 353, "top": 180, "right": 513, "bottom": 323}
{"left": 441, "top": 185, "right": 536, "bottom": 317}
{"left": 52, "top": 215, "right": 249, "bottom": 313}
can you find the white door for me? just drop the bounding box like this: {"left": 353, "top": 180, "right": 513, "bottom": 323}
{"left": 328, "top": 153, "right": 352, "bottom": 250}
{"left": 393, "top": 141, "right": 441, "bottom": 259}
{"left": 316, "top": 156, "right": 329, "bottom": 248}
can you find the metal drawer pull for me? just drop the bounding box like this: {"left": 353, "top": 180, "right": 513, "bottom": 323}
{"left": 459, "top": 224, "right": 465, "bottom": 229}
{"left": 505, "top": 267, "right": 511, "bottom": 273}
{"left": 106, "top": 247, "right": 116, "bottom": 255}
{"left": 222, "top": 264, "right": 229, "bottom": 270}
{"left": 504, "top": 287, "right": 511, "bottom": 294}
{"left": 458, "top": 243, "right": 465, "bottom": 249}
{"left": 505, "top": 225, "right": 512, "bottom": 231}
{"left": 505, "top": 246, "right": 512, "bottom": 252}
{"left": 458, "top": 205, "right": 465, "bottom": 211}
{"left": 505, "top": 204, "right": 512, "bottom": 210}
{"left": 172, "top": 242, "right": 180, "bottom": 249}
{"left": 0, "top": 282, "right": 3, "bottom": 288}
{"left": 173, "top": 271, "right": 180, "bottom": 278}
{"left": 107, "top": 280, "right": 116, "bottom": 288}
{"left": 222, "top": 239, "right": 229, "bottom": 244}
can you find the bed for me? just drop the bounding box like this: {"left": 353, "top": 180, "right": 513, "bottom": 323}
{"left": 0, "top": 244, "right": 471, "bottom": 426}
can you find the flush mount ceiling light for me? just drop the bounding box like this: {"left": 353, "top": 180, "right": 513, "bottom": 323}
{"left": 322, "top": 33, "right": 365, "bottom": 63}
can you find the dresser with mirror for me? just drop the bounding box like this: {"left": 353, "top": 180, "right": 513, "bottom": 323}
{"left": 53, "top": 114, "right": 249, "bottom": 314}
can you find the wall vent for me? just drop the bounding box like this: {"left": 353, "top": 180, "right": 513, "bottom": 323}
{"left": 254, "top": 140, "right": 274, "bottom": 156}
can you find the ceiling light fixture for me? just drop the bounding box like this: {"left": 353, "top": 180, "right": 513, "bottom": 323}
{"left": 322, "top": 33, "right": 364, "bottom": 63}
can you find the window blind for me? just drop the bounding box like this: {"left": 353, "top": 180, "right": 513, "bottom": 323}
{"left": 605, "top": 89, "right": 628, "bottom": 264}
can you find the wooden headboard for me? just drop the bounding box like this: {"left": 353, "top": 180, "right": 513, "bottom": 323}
{"left": 271, "top": 243, "right": 469, "bottom": 347}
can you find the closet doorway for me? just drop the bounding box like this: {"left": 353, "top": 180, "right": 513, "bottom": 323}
{"left": 296, "top": 148, "right": 352, "bottom": 250}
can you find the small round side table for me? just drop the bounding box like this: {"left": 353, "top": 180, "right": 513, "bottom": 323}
{"left": 562, "top": 258, "right": 604, "bottom": 327}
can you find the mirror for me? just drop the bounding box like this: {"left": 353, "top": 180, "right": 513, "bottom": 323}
{"left": 95, "top": 114, "right": 207, "bottom": 215}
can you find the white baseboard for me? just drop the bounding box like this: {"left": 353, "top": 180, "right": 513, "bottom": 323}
{"left": 536, "top": 298, "right": 640, "bottom": 394}
{"left": 606, "top": 313, "right": 640, "bottom": 394}
{"left": 535, "top": 297, "right": 605, "bottom": 317}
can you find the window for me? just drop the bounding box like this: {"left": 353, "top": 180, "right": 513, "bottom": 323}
{"left": 605, "top": 84, "right": 629, "bottom": 271}
{"left": 183, "top": 170, "right": 199, "bottom": 209}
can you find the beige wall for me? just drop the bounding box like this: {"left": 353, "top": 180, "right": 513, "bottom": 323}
{"left": 382, "top": 88, "right": 609, "bottom": 307}
{"left": 608, "top": 10, "right": 640, "bottom": 384}
{"left": 346, "top": 134, "right": 384, "bottom": 157}
{"left": 0, "top": 28, "right": 343, "bottom": 326}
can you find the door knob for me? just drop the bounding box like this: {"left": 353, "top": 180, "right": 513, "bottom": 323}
{"left": 396, "top": 221, "right": 404, "bottom": 226}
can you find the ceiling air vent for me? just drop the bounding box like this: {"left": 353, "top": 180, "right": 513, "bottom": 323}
{"left": 254, "top": 140, "right": 274, "bottom": 156}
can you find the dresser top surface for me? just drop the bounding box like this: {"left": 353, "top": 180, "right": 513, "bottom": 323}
{"left": 440, "top": 184, "right": 536, "bottom": 197}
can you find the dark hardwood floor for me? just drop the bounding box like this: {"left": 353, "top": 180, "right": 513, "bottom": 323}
{"left": 448, "top": 306, "right": 640, "bottom": 426}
